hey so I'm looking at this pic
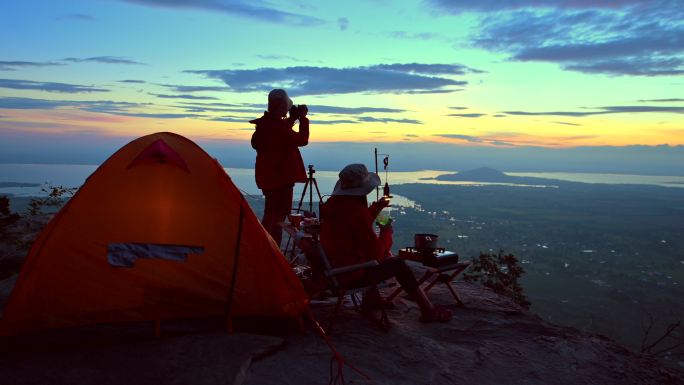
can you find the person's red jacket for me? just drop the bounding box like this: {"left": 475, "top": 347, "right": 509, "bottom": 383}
{"left": 320, "top": 195, "right": 393, "bottom": 284}
{"left": 250, "top": 112, "right": 309, "bottom": 190}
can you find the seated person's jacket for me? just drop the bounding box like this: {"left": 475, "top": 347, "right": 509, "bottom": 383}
{"left": 320, "top": 195, "right": 392, "bottom": 286}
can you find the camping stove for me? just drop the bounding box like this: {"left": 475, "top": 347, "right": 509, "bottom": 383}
{"left": 398, "top": 246, "right": 459, "bottom": 268}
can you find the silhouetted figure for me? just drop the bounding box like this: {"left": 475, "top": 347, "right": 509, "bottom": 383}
{"left": 250, "top": 89, "right": 309, "bottom": 247}
{"left": 320, "top": 163, "right": 452, "bottom": 322}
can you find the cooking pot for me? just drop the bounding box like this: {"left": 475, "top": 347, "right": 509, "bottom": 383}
{"left": 414, "top": 233, "right": 439, "bottom": 250}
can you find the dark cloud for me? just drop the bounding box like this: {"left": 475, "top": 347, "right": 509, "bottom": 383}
{"left": 447, "top": 113, "right": 486, "bottom": 118}
{"left": 63, "top": 56, "right": 144, "bottom": 65}
{"left": 514, "top": 39, "right": 683, "bottom": 63}
{"left": 433, "top": 133, "right": 515, "bottom": 146}
{"left": 562, "top": 57, "right": 684, "bottom": 76}
{"left": 179, "top": 101, "right": 243, "bottom": 108}
{"left": 503, "top": 105, "right": 684, "bottom": 116}
{"left": 601, "top": 106, "right": 684, "bottom": 114}
{"left": 0, "top": 96, "right": 199, "bottom": 119}
{"left": 80, "top": 101, "right": 151, "bottom": 115}
{"left": 149, "top": 93, "right": 219, "bottom": 100}
{"left": 492, "top": 114, "right": 507, "bottom": 117}
{"left": 405, "top": 134, "right": 419, "bottom": 137}
{"left": 188, "top": 107, "right": 261, "bottom": 114}
{"left": 309, "top": 105, "right": 406, "bottom": 114}
{"left": 504, "top": 110, "right": 594, "bottom": 117}
{"left": 211, "top": 116, "right": 251, "bottom": 123}
{"left": 554, "top": 121, "right": 582, "bottom": 126}
{"left": 372, "top": 63, "right": 483, "bottom": 75}
{"left": 57, "top": 13, "right": 95, "bottom": 21}
{"left": 638, "top": 98, "right": 684, "bottom": 102}
{"left": 175, "top": 101, "right": 260, "bottom": 114}
{"left": 186, "top": 63, "right": 471, "bottom": 96}
{"left": 460, "top": 1, "right": 684, "bottom": 76}
{"left": 0, "top": 78, "right": 109, "bottom": 93}
{"left": 117, "top": 112, "right": 203, "bottom": 119}
{"left": 0, "top": 61, "right": 65, "bottom": 71}
{"left": 313, "top": 119, "right": 360, "bottom": 125}
{"left": 357, "top": 116, "right": 422, "bottom": 124}
{"left": 338, "top": 17, "right": 349, "bottom": 31}
{"left": 434, "top": 133, "right": 480, "bottom": 141}
{"left": 118, "top": 79, "right": 146, "bottom": 84}
{"left": 0, "top": 97, "right": 77, "bottom": 110}
{"left": 0, "top": 97, "right": 144, "bottom": 113}
{"left": 427, "top": 0, "right": 646, "bottom": 13}
{"left": 449, "top": 106, "right": 468, "bottom": 110}
{"left": 118, "top": 0, "right": 325, "bottom": 26}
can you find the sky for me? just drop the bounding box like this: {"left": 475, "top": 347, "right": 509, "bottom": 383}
{"left": 1, "top": 0, "right": 683, "bottom": 173}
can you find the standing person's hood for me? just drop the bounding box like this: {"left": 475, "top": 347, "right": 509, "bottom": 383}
{"left": 267, "top": 89, "right": 292, "bottom": 117}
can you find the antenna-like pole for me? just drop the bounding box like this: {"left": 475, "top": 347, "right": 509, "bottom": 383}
{"left": 374, "top": 147, "right": 379, "bottom": 200}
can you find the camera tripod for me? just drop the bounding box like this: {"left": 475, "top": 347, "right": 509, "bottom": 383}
{"left": 295, "top": 164, "right": 323, "bottom": 215}
{"left": 284, "top": 164, "right": 322, "bottom": 262}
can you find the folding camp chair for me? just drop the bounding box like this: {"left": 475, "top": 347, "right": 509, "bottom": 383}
{"left": 289, "top": 227, "right": 392, "bottom": 334}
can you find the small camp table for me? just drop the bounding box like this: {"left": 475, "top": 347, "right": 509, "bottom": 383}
{"left": 387, "top": 248, "right": 472, "bottom": 306}
{"left": 281, "top": 221, "right": 320, "bottom": 263}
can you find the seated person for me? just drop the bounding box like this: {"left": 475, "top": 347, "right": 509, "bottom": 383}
{"left": 320, "top": 163, "right": 451, "bottom": 322}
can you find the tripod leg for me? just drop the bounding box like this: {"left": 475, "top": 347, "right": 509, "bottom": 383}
{"left": 309, "top": 177, "right": 313, "bottom": 213}
{"left": 312, "top": 178, "right": 323, "bottom": 202}
{"left": 296, "top": 180, "right": 310, "bottom": 212}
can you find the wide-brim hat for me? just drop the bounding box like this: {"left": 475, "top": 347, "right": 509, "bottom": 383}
{"left": 332, "top": 163, "right": 381, "bottom": 196}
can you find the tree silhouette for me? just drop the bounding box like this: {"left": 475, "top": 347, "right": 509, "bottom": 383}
{"left": 463, "top": 250, "right": 531, "bottom": 309}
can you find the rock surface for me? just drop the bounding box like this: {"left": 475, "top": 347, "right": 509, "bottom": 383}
{"left": 0, "top": 280, "right": 681, "bottom": 385}
{"left": 243, "top": 282, "right": 683, "bottom": 385}
{"left": 0, "top": 328, "right": 284, "bottom": 385}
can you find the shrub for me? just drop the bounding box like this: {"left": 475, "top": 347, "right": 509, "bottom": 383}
{"left": 27, "top": 185, "right": 78, "bottom": 216}
{"left": 463, "top": 251, "right": 531, "bottom": 309}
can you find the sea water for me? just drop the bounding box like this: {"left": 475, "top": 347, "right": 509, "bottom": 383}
{"left": 1, "top": 164, "right": 683, "bottom": 202}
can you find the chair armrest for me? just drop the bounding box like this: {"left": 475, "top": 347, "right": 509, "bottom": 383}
{"left": 325, "top": 260, "right": 379, "bottom": 277}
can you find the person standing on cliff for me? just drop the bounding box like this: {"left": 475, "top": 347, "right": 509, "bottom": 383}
{"left": 250, "top": 89, "right": 309, "bottom": 247}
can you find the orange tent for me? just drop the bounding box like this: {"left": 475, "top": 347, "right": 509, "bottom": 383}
{"left": 0, "top": 132, "right": 308, "bottom": 336}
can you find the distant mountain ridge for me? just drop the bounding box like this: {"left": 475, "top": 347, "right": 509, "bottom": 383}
{"left": 0, "top": 182, "right": 40, "bottom": 188}
{"left": 443, "top": 167, "right": 511, "bottom": 182}
{"left": 432, "top": 167, "right": 562, "bottom": 186}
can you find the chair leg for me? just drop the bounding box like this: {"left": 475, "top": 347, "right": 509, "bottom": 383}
{"left": 326, "top": 293, "right": 346, "bottom": 334}
{"left": 327, "top": 289, "right": 393, "bottom": 333}
{"left": 379, "top": 308, "right": 390, "bottom": 330}
{"left": 445, "top": 281, "right": 465, "bottom": 307}
{"left": 353, "top": 290, "right": 391, "bottom": 331}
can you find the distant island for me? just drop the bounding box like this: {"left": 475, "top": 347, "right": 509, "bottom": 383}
{"left": 427, "top": 167, "right": 562, "bottom": 186}
{"left": 0, "top": 182, "right": 40, "bottom": 188}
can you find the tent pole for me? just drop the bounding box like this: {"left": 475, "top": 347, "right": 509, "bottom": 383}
{"left": 225, "top": 199, "right": 245, "bottom": 332}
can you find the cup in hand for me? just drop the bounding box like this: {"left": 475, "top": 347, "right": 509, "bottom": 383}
{"left": 376, "top": 212, "right": 392, "bottom": 227}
